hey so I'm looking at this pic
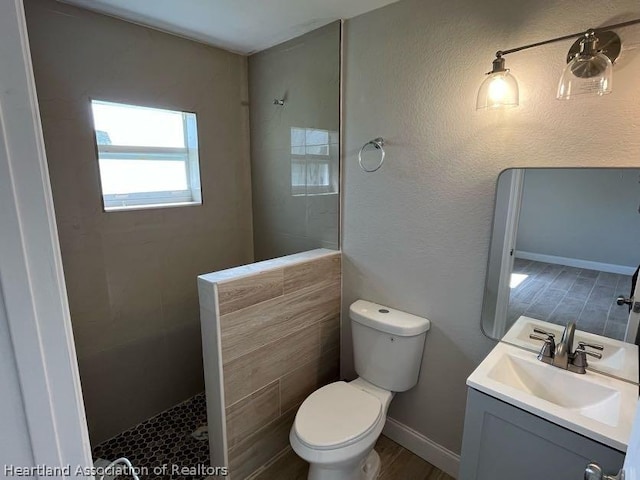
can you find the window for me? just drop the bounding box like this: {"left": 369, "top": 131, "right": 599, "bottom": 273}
{"left": 91, "top": 100, "right": 202, "bottom": 211}
{"left": 290, "top": 127, "right": 338, "bottom": 196}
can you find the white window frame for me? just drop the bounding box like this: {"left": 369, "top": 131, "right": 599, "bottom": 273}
{"left": 92, "top": 100, "right": 202, "bottom": 211}
{"left": 291, "top": 153, "right": 336, "bottom": 196}
{"left": 290, "top": 127, "right": 338, "bottom": 196}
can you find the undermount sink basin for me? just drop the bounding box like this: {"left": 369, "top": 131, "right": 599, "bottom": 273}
{"left": 487, "top": 351, "right": 621, "bottom": 427}
{"left": 468, "top": 342, "right": 637, "bottom": 451}
{"left": 501, "top": 316, "right": 639, "bottom": 383}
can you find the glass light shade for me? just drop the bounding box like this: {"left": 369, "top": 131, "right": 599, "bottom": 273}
{"left": 557, "top": 52, "right": 613, "bottom": 100}
{"left": 476, "top": 70, "right": 519, "bottom": 110}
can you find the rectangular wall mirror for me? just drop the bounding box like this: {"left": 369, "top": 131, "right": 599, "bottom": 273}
{"left": 481, "top": 168, "right": 640, "bottom": 383}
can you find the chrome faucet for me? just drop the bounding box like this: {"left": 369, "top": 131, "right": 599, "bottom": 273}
{"left": 554, "top": 321, "right": 576, "bottom": 369}
{"left": 529, "top": 321, "right": 603, "bottom": 374}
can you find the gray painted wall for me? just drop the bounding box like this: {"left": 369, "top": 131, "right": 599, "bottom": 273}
{"left": 249, "top": 22, "right": 340, "bottom": 261}
{"left": 25, "top": 0, "right": 253, "bottom": 444}
{"left": 342, "top": 0, "right": 640, "bottom": 456}
{"left": 517, "top": 168, "right": 640, "bottom": 267}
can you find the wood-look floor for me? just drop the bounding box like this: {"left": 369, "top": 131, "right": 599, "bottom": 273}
{"left": 250, "top": 435, "right": 455, "bottom": 480}
{"left": 508, "top": 259, "right": 631, "bottom": 339}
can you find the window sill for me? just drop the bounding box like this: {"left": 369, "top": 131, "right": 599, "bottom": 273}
{"left": 291, "top": 191, "right": 339, "bottom": 197}
{"left": 104, "top": 200, "right": 202, "bottom": 212}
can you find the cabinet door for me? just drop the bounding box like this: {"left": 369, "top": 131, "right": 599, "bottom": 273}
{"left": 459, "top": 388, "right": 624, "bottom": 480}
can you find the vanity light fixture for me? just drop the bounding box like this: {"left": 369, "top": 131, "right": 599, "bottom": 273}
{"left": 476, "top": 18, "right": 640, "bottom": 110}
{"left": 557, "top": 30, "right": 615, "bottom": 100}
{"left": 476, "top": 54, "right": 519, "bottom": 109}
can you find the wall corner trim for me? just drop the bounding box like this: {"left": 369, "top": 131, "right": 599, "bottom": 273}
{"left": 0, "top": 0, "right": 93, "bottom": 471}
{"left": 382, "top": 416, "right": 460, "bottom": 479}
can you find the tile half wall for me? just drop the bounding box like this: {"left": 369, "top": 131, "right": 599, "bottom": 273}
{"left": 198, "top": 249, "right": 341, "bottom": 479}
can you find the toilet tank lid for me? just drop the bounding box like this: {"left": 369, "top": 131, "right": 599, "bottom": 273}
{"left": 350, "top": 300, "right": 430, "bottom": 336}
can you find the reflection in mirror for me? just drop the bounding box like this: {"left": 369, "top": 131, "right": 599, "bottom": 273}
{"left": 482, "top": 168, "right": 640, "bottom": 382}
{"left": 290, "top": 127, "right": 339, "bottom": 196}
{"left": 249, "top": 23, "right": 340, "bottom": 261}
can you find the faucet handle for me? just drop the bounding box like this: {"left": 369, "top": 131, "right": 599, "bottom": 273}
{"left": 572, "top": 349, "right": 589, "bottom": 372}
{"left": 576, "top": 345, "right": 603, "bottom": 359}
{"left": 533, "top": 327, "right": 555, "bottom": 338}
{"left": 530, "top": 333, "right": 555, "bottom": 360}
{"left": 530, "top": 333, "right": 556, "bottom": 345}
{"left": 578, "top": 341, "right": 604, "bottom": 351}
{"left": 570, "top": 346, "right": 603, "bottom": 374}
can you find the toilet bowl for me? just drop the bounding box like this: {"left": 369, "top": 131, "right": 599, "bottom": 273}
{"left": 290, "top": 379, "right": 392, "bottom": 480}
{"left": 290, "top": 300, "right": 430, "bottom": 480}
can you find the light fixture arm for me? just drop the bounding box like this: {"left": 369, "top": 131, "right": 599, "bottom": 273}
{"left": 494, "top": 17, "right": 640, "bottom": 59}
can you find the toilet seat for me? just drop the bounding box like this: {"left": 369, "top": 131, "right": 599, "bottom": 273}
{"left": 293, "top": 381, "right": 382, "bottom": 450}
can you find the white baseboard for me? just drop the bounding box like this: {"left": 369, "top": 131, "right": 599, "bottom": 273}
{"left": 382, "top": 417, "right": 460, "bottom": 479}
{"left": 515, "top": 251, "right": 636, "bottom": 276}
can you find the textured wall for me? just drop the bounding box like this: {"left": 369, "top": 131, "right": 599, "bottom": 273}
{"left": 24, "top": 0, "right": 253, "bottom": 444}
{"left": 249, "top": 22, "right": 340, "bottom": 261}
{"left": 517, "top": 168, "right": 640, "bottom": 267}
{"left": 342, "top": 0, "right": 640, "bottom": 460}
{"left": 198, "top": 249, "right": 340, "bottom": 479}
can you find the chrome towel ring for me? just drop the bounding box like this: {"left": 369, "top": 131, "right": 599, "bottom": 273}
{"left": 358, "top": 137, "right": 385, "bottom": 172}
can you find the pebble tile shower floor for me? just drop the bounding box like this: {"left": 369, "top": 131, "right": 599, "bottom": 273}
{"left": 92, "top": 393, "right": 210, "bottom": 479}
{"left": 92, "top": 393, "right": 455, "bottom": 480}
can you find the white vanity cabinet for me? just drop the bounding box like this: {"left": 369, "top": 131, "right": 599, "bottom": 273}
{"left": 459, "top": 388, "right": 625, "bottom": 480}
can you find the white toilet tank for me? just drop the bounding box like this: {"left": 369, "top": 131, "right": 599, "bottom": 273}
{"left": 350, "top": 300, "right": 430, "bottom": 392}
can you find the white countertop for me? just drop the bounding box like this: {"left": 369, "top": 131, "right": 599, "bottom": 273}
{"left": 467, "top": 342, "right": 637, "bottom": 452}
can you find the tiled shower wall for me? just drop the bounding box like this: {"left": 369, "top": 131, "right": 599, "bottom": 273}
{"left": 25, "top": 0, "right": 253, "bottom": 444}
{"left": 198, "top": 249, "right": 341, "bottom": 479}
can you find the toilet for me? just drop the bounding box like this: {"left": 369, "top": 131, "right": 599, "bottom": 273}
{"left": 290, "top": 299, "right": 430, "bottom": 480}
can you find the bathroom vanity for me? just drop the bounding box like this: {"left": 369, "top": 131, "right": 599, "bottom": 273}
{"left": 460, "top": 388, "right": 624, "bottom": 479}
{"left": 459, "top": 342, "right": 637, "bottom": 480}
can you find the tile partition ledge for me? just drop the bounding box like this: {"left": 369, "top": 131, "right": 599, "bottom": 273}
{"left": 198, "top": 249, "right": 341, "bottom": 479}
